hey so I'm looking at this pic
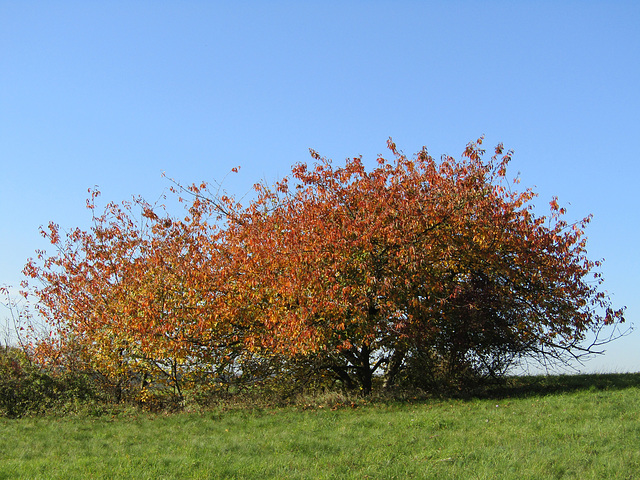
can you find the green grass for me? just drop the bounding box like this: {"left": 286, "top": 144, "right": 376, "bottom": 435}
{"left": 1, "top": 373, "right": 639, "bottom": 479}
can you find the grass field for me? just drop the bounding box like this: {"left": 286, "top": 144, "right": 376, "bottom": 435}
{"left": 1, "top": 374, "right": 639, "bottom": 479}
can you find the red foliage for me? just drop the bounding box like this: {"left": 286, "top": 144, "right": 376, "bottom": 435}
{"left": 22, "top": 139, "right": 625, "bottom": 395}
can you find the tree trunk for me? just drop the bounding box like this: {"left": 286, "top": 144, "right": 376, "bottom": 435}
{"left": 383, "top": 348, "right": 406, "bottom": 390}
{"left": 356, "top": 345, "right": 373, "bottom": 396}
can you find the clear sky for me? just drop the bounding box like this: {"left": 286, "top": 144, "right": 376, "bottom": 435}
{"left": 1, "top": 1, "right": 638, "bottom": 373}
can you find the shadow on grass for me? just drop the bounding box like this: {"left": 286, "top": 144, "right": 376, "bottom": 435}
{"left": 475, "top": 372, "right": 640, "bottom": 401}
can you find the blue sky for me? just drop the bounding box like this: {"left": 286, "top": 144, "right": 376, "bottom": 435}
{"left": 1, "top": 1, "right": 638, "bottom": 373}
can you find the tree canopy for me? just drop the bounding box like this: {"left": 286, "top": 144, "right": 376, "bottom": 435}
{"left": 22, "top": 138, "right": 626, "bottom": 399}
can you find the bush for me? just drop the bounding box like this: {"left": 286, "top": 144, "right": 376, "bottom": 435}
{"left": 0, "top": 347, "right": 99, "bottom": 418}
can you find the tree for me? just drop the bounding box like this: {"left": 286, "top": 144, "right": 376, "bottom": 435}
{"left": 203, "top": 138, "right": 625, "bottom": 393}
{"left": 22, "top": 190, "right": 247, "bottom": 402}
{"left": 23, "top": 138, "right": 626, "bottom": 399}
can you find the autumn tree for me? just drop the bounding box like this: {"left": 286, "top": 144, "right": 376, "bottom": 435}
{"left": 23, "top": 138, "right": 626, "bottom": 400}
{"left": 196, "top": 138, "right": 625, "bottom": 394}
{"left": 22, "top": 190, "right": 251, "bottom": 402}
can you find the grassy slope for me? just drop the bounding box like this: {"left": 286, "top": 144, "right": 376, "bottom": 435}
{"left": 1, "top": 374, "right": 639, "bottom": 479}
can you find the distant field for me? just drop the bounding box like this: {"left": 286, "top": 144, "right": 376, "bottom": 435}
{"left": 1, "top": 374, "right": 639, "bottom": 479}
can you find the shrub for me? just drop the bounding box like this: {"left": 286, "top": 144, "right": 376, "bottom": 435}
{"left": 0, "top": 346, "right": 99, "bottom": 417}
